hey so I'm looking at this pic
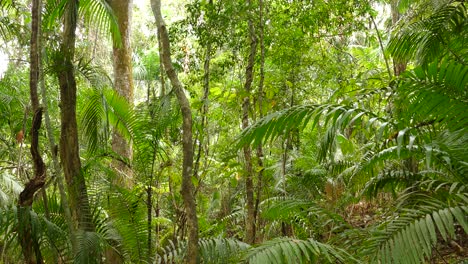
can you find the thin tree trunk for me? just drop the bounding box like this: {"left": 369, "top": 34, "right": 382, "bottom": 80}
{"left": 151, "top": 1, "right": 199, "bottom": 263}
{"left": 157, "top": 30, "right": 166, "bottom": 97}
{"left": 17, "top": 0, "right": 45, "bottom": 262}
{"left": 57, "top": 0, "right": 94, "bottom": 234}
{"left": 390, "top": 0, "right": 407, "bottom": 76}
{"left": 109, "top": 0, "right": 134, "bottom": 186}
{"left": 370, "top": 15, "right": 392, "bottom": 78}
{"left": 254, "top": 0, "right": 265, "bottom": 244}
{"left": 243, "top": 0, "right": 258, "bottom": 244}
{"left": 193, "top": 42, "right": 211, "bottom": 188}
{"left": 146, "top": 145, "right": 158, "bottom": 263}
{"left": 390, "top": 2, "right": 417, "bottom": 175}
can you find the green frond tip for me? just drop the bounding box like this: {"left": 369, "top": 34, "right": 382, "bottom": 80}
{"left": 245, "top": 237, "right": 359, "bottom": 264}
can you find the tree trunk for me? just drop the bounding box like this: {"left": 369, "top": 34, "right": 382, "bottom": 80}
{"left": 40, "top": 47, "right": 78, "bottom": 255}
{"left": 151, "top": 1, "right": 199, "bottom": 263}
{"left": 254, "top": 0, "right": 265, "bottom": 244}
{"left": 57, "top": 0, "right": 94, "bottom": 234}
{"left": 242, "top": 0, "right": 258, "bottom": 244}
{"left": 109, "top": 0, "right": 134, "bottom": 186}
{"left": 193, "top": 42, "right": 211, "bottom": 191}
{"left": 390, "top": 0, "right": 407, "bottom": 76}
{"left": 17, "top": 0, "right": 45, "bottom": 262}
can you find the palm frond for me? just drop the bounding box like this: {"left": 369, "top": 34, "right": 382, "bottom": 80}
{"left": 362, "top": 193, "right": 467, "bottom": 264}
{"left": 0, "top": 171, "right": 23, "bottom": 206}
{"left": 387, "top": 2, "right": 467, "bottom": 65}
{"left": 199, "top": 238, "right": 250, "bottom": 263}
{"left": 42, "top": 0, "right": 121, "bottom": 44}
{"left": 80, "top": 87, "right": 135, "bottom": 154}
{"left": 74, "top": 230, "right": 104, "bottom": 264}
{"left": 244, "top": 237, "right": 359, "bottom": 264}
{"left": 237, "top": 104, "right": 390, "bottom": 150}
{"left": 104, "top": 187, "right": 148, "bottom": 263}
{"left": 156, "top": 237, "right": 250, "bottom": 264}
{"left": 42, "top": 0, "right": 67, "bottom": 30}
{"left": 76, "top": 58, "right": 112, "bottom": 88}
{"left": 362, "top": 170, "right": 424, "bottom": 197}
{"left": 80, "top": 0, "right": 121, "bottom": 45}
{"left": 0, "top": 204, "right": 71, "bottom": 263}
{"left": 261, "top": 197, "right": 350, "bottom": 239}
{"left": 0, "top": 1, "right": 21, "bottom": 42}
{"left": 396, "top": 59, "right": 468, "bottom": 132}
{"left": 132, "top": 95, "right": 180, "bottom": 171}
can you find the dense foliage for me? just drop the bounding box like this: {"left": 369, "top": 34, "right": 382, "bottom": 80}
{"left": 0, "top": 0, "right": 466, "bottom": 263}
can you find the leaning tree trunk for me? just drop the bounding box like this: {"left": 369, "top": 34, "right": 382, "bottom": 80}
{"left": 151, "top": 0, "right": 199, "bottom": 263}
{"left": 56, "top": 0, "right": 94, "bottom": 234}
{"left": 109, "top": 0, "right": 134, "bottom": 185}
{"left": 242, "top": 0, "right": 258, "bottom": 244}
{"left": 17, "top": 0, "right": 45, "bottom": 262}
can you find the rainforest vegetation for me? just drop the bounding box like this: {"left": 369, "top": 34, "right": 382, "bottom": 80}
{"left": 0, "top": 0, "right": 466, "bottom": 263}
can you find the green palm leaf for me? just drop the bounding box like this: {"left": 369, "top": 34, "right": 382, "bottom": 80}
{"left": 156, "top": 237, "right": 250, "bottom": 263}
{"left": 43, "top": 0, "right": 121, "bottom": 44}
{"left": 237, "top": 104, "right": 390, "bottom": 152}
{"left": 245, "top": 237, "right": 359, "bottom": 264}
{"left": 81, "top": 87, "right": 135, "bottom": 154}
{"left": 80, "top": 0, "right": 121, "bottom": 45}
{"left": 387, "top": 2, "right": 467, "bottom": 65}
{"left": 362, "top": 190, "right": 467, "bottom": 264}
{"left": 396, "top": 59, "right": 468, "bottom": 132}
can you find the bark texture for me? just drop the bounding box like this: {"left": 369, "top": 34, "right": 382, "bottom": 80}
{"left": 57, "top": 0, "right": 94, "bottom": 233}
{"left": 243, "top": 0, "right": 258, "bottom": 244}
{"left": 151, "top": 0, "right": 199, "bottom": 263}
{"left": 109, "top": 0, "right": 134, "bottom": 184}
{"left": 17, "top": 0, "right": 45, "bottom": 262}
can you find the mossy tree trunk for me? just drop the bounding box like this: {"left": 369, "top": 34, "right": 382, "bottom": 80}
{"left": 56, "top": 0, "right": 94, "bottom": 234}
